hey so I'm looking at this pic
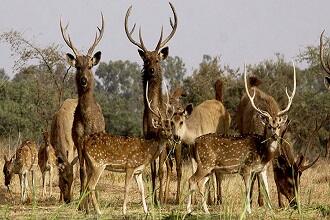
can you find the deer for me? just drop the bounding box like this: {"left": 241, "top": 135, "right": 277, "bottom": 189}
{"left": 171, "top": 79, "right": 231, "bottom": 204}
{"left": 3, "top": 140, "right": 38, "bottom": 203}
{"left": 236, "top": 64, "right": 318, "bottom": 208}
{"left": 50, "top": 98, "right": 79, "bottom": 203}
{"left": 125, "top": 2, "right": 178, "bottom": 204}
{"left": 38, "top": 131, "right": 57, "bottom": 198}
{"left": 82, "top": 82, "right": 174, "bottom": 215}
{"left": 186, "top": 63, "right": 296, "bottom": 214}
{"left": 272, "top": 117, "right": 324, "bottom": 208}
{"left": 319, "top": 30, "right": 330, "bottom": 90}
{"left": 60, "top": 15, "right": 106, "bottom": 206}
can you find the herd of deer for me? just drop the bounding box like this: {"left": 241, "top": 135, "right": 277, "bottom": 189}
{"left": 2, "top": 2, "right": 330, "bottom": 216}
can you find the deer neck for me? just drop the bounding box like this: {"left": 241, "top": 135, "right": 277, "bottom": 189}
{"left": 149, "top": 135, "right": 168, "bottom": 161}
{"left": 260, "top": 138, "right": 279, "bottom": 163}
{"left": 143, "top": 77, "right": 163, "bottom": 137}
{"left": 181, "top": 125, "right": 197, "bottom": 145}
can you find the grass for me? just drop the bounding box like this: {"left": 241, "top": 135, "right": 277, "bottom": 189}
{"left": 0, "top": 148, "right": 329, "bottom": 219}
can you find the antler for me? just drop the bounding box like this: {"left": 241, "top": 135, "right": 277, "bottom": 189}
{"left": 146, "top": 81, "right": 162, "bottom": 118}
{"left": 320, "top": 30, "right": 330, "bottom": 75}
{"left": 277, "top": 61, "right": 296, "bottom": 116}
{"left": 155, "top": 2, "right": 178, "bottom": 51}
{"left": 163, "top": 82, "right": 175, "bottom": 119}
{"left": 244, "top": 64, "right": 272, "bottom": 119}
{"left": 60, "top": 19, "right": 80, "bottom": 56}
{"left": 87, "top": 13, "right": 105, "bottom": 57}
{"left": 124, "top": 6, "right": 147, "bottom": 51}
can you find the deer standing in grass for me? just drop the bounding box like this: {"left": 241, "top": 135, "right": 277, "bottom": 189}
{"left": 320, "top": 30, "right": 330, "bottom": 90}
{"left": 82, "top": 82, "right": 174, "bottom": 215}
{"left": 125, "top": 2, "right": 178, "bottom": 204}
{"left": 273, "top": 118, "right": 322, "bottom": 208}
{"left": 50, "top": 98, "right": 78, "bottom": 203}
{"left": 38, "top": 131, "right": 56, "bottom": 198}
{"left": 236, "top": 66, "right": 318, "bottom": 208}
{"left": 186, "top": 63, "right": 296, "bottom": 214}
{"left": 171, "top": 79, "right": 231, "bottom": 204}
{"left": 3, "top": 140, "right": 38, "bottom": 203}
{"left": 60, "top": 15, "right": 105, "bottom": 206}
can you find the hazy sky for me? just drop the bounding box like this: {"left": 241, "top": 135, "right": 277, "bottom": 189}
{"left": 1, "top": 0, "right": 330, "bottom": 77}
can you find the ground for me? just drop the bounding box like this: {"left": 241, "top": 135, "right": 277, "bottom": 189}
{"left": 0, "top": 150, "right": 329, "bottom": 220}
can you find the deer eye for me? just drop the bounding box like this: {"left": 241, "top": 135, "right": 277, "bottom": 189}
{"left": 179, "top": 121, "right": 183, "bottom": 126}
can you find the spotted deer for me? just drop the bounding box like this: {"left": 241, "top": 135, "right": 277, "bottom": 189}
{"left": 38, "top": 131, "right": 56, "bottom": 198}
{"left": 236, "top": 64, "right": 315, "bottom": 208}
{"left": 186, "top": 63, "right": 296, "bottom": 214}
{"left": 3, "top": 140, "right": 38, "bottom": 203}
{"left": 125, "top": 2, "right": 178, "bottom": 204}
{"left": 60, "top": 15, "right": 106, "bottom": 205}
{"left": 171, "top": 79, "right": 231, "bottom": 204}
{"left": 319, "top": 30, "right": 330, "bottom": 90}
{"left": 82, "top": 82, "right": 174, "bottom": 215}
{"left": 50, "top": 98, "right": 78, "bottom": 203}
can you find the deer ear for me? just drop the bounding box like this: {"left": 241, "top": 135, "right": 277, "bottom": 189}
{"left": 257, "top": 114, "right": 268, "bottom": 125}
{"left": 66, "top": 53, "right": 76, "bottom": 67}
{"left": 92, "top": 51, "right": 102, "bottom": 66}
{"left": 71, "top": 156, "right": 78, "bottom": 166}
{"left": 159, "top": 47, "right": 169, "bottom": 60}
{"left": 138, "top": 49, "right": 146, "bottom": 61}
{"left": 184, "top": 103, "right": 193, "bottom": 117}
{"left": 325, "top": 76, "right": 330, "bottom": 87}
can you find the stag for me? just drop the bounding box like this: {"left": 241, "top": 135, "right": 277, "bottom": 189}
{"left": 186, "top": 64, "right": 296, "bottom": 214}
{"left": 319, "top": 30, "right": 330, "bottom": 90}
{"left": 273, "top": 117, "right": 323, "bottom": 208}
{"left": 125, "top": 2, "right": 178, "bottom": 204}
{"left": 38, "top": 131, "right": 56, "bottom": 198}
{"left": 3, "top": 140, "right": 38, "bottom": 203}
{"left": 60, "top": 15, "right": 105, "bottom": 205}
{"left": 171, "top": 80, "right": 231, "bottom": 204}
{"left": 82, "top": 82, "right": 174, "bottom": 215}
{"left": 50, "top": 98, "right": 78, "bottom": 203}
{"left": 236, "top": 63, "right": 308, "bottom": 208}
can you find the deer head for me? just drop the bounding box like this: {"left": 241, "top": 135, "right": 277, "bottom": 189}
{"left": 146, "top": 81, "right": 174, "bottom": 140}
{"left": 60, "top": 14, "right": 104, "bottom": 95}
{"left": 125, "top": 2, "right": 177, "bottom": 81}
{"left": 57, "top": 152, "right": 78, "bottom": 203}
{"left": 171, "top": 103, "right": 193, "bottom": 143}
{"left": 244, "top": 62, "right": 296, "bottom": 152}
{"left": 274, "top": 117, "right": 324, "bottom": 207}
{"left": 3, "top": 155, "right": 14, "bottom": 189}
{"left": 319, "top": 30, "right": 330, "bottom": 90}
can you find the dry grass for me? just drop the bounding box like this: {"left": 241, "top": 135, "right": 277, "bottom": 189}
{"left": 0, "top": 145, "right": 329, "bottom": 219}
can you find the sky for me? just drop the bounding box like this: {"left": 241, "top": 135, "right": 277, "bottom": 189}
{"left": 1, "top": 0, "right": 330, "bottom": 77}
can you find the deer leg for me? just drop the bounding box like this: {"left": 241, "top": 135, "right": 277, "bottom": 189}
{"left": 78, "top": 148, "right": 87, "bottom": 210}
{"left": 249, "top": 173, "right": 257, "bottom": 207}
{"left": 85, "top": 165, "right": 103, "bottom": 215}
{"left": 242, "top": 173, "right": 252, "bottom": 214}
{"left": 42, "top": 171, "right": 46, "bottom": 198}
{"left": 276, "top": 184, "right": 285, "bottom": 208}
{"left": 175, "top": 143, "right": 182, "bottom": 204}
{"left": 24, "top": 173, "right": 29, "bottom": 202}
{"left": 150, "top": 160, "right": 157, "bottom": 205}
{"left": 257, "top": 175, "right": 264, "bottom": 207}
{"left": 259, "top": 170, "right": 271, "bottom": 209}
{"left": 158, "top": 150, "right": 167, "bottom": 204}
{"left": 134, "top": 173, "right": 148, "bottom": 214}
{"left": 191, "top": 157, "right": 197, "bottom": 205}
{"left": 164, "top": 157, "right": 171, "bottom": 203}
{"left": 123, "top": 169, "right": 134, "bottom": 215}
{"left": 215, "top": 171, "right": 223, "bottom": 204}
{"left": 187, "top": 167, "right": 209, "bottom": 214}
{"left": 49, "top": 168, "right": 53, "bottom": 197}
{"left": 19, "top": 174, "right": 24, "bottom": 203}
{"left": 198, "top": 176, "right": 210, "bottom": 214}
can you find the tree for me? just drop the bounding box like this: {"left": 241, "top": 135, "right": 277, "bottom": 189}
{"left": 95, "top": 60, "right": 143, "bottom": 136}
{"left": 162, "top": 56, "right": 186, "bottom": 89}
